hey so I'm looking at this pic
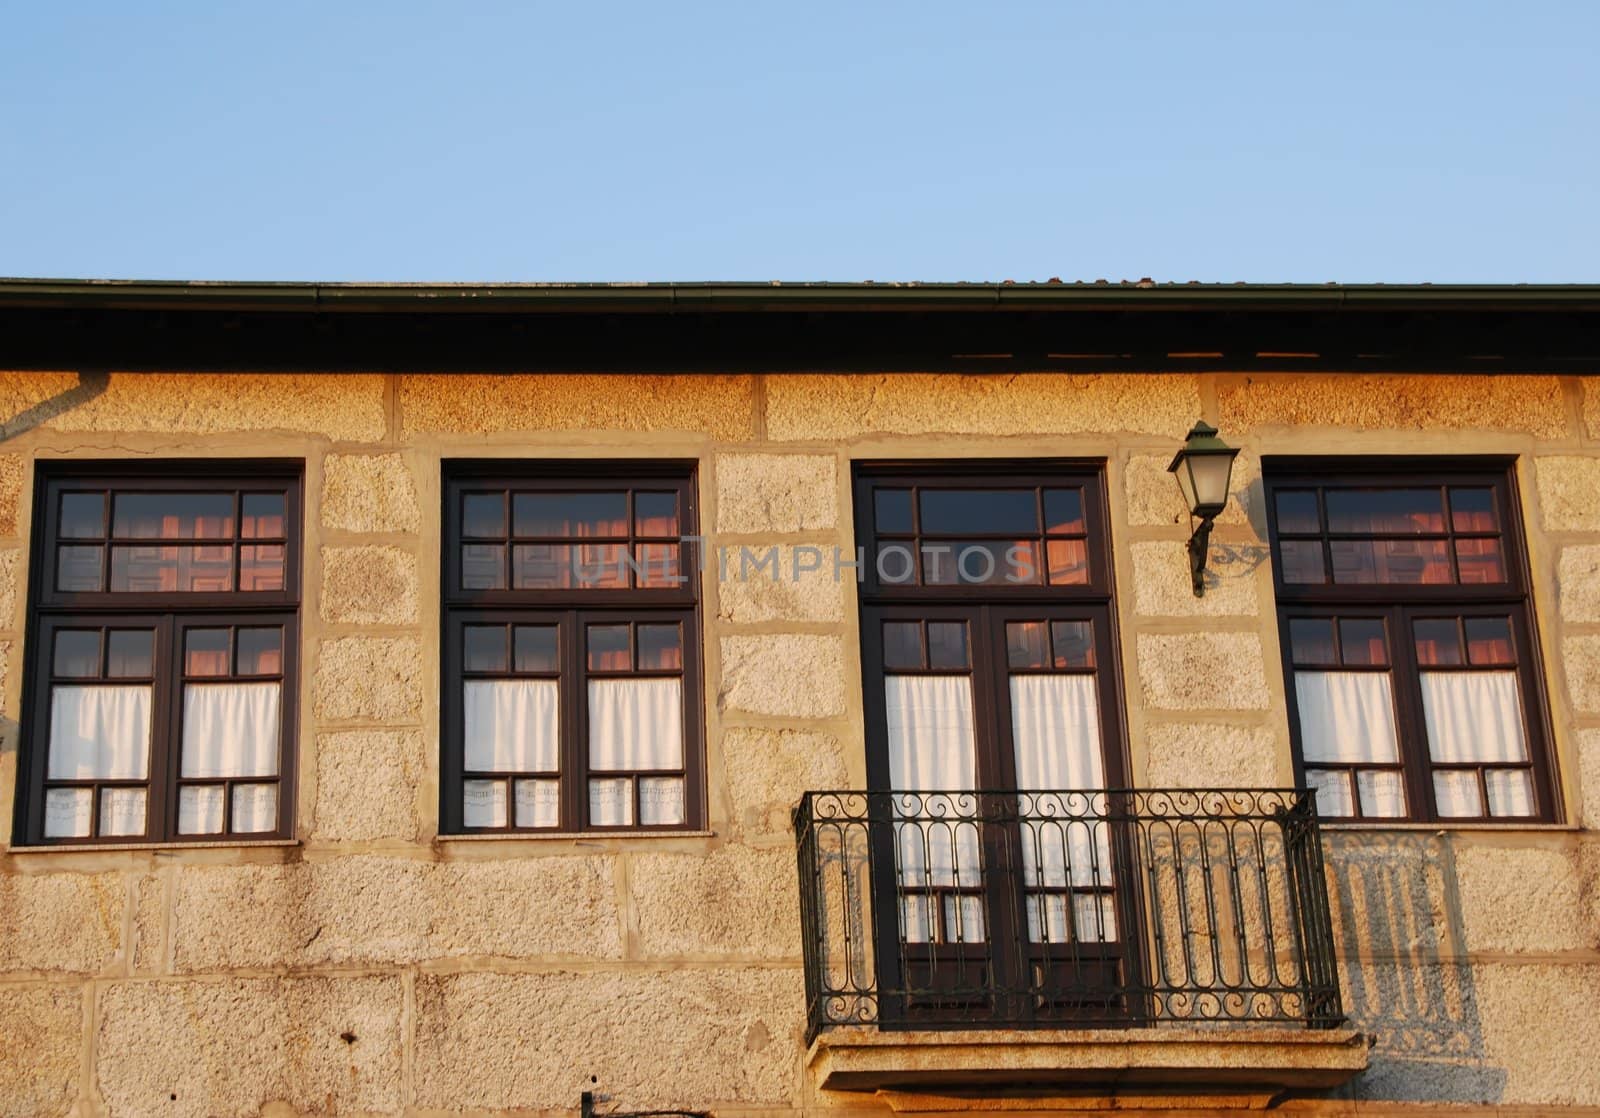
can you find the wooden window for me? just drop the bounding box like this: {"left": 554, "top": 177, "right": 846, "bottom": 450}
{"left": 1266, "top": 460, "right": 1560, "bottom": 824}
{"left": 441, "top": 463, "right": 703, "bottom": 833}
{"left": 16, "top": 463, "right": 302, "bottom": 845}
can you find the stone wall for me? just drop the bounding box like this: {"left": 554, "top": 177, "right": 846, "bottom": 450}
{"left": 0, "top": 370, "right": 1595, "bottom": 1116}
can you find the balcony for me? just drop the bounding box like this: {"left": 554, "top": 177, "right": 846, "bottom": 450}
{"left": 794, "top": 788, "right": 1366, "bottom": 1101}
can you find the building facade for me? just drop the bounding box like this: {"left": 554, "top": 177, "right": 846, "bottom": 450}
{"left": 0, "top": 281, "right": 1596, "bottom": 1116}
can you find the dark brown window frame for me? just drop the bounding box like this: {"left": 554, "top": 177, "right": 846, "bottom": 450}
{"left": 15, "top": 461, "right": 304, "bottom": 846}
{"left": 440, "top": 460, "right": 705, "bottom": 834}
{"left": 1264, "top": 456, "right": 1562, "bottom": 825}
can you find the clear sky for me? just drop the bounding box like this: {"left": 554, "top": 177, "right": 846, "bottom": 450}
{"left": 1, "top": 1, "right": 1595, "bottom": 283}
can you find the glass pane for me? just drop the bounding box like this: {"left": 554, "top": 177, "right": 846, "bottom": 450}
{"left": 1455, "top": 538, "right": 1505, "bottom": 584}
{"left": 874, "top": 489, "right": 914, "bottom": 533}
{"left": 1485, "top": 769, "right": 1535, "bottom": 817}
{"left": 588, "top": 678, "right": 684, "bottom": 770}
{"left": 637, "top": 624, "right": 682, "bottom": 671}
{"left": 513, "top": 492, "right": 628, "bottom": 537}
{"left": 1007, "top": 621, "right": 1049, "bottom": 669}
{"left": 1046, "top": 539, "right": 1089, "bottom": 585}
{"left": 44, "top": 787, "right": 92, "bottom": 838}
{"left": 1294, "top": 672, "right": 1400, "bottom": 764}
{"left": 1325, "top": 488, "right": 1445, "bottom": 534}
{"left": 882, "top": 622, "right": 923, "bottom": 670}
{"left": 180, "top": 682, "right": 281, "bottom": 778}
{"left": 1288, "top": 619, "right": 1336, "bottom": 665}
{"left": 513, "top": 543, "right": 627, "bottom": 589}
{"left": 60, "top": 492, "right": 106, "bottom": 538}
{"left": 463, "top": 625, "right": 507, "bottom": 673}
{"left": 1420, "top": 671, "right": 1529, "bottom": 765}
{"left": 639, "top": 776, "right": 686, "bottom": 825}
{"left": 239, "top": 545, "right": 285, "bottom": 592}
{"left": 634, "top": 492, "right": 679, "bottom": 536}
{"left": 923, "top": 541, "right": 1037, "bottom": 586}
{"left": 1450, "top": 487, "right": 1498, "bottom": 532}
{"left": 1356, "top": 770, "right": 1407, "bottom": 818}
{"left": 919, "top": 489, "right": 1038, "bottom": 535}
{"left": 1043, "top": 489, "right": 1084, "bottom": 535}
{"left": 178, "top": 785, "right": 226, "bottom": 834}
{"left": 514, "top": 778, "right": 561, "bottom": 827}
{"left": 1465, "top": 617, "right": 1515, "bottom": 665}
{"left": 587, "top": 624, "right": 631, "bottom": 671}
{"left": 113, "top": 493, "right": 235, "bottom": 539}
{"left": 1414, "top": 619, "right": 1463, "bottom": 666}
{"left": 54, "top": 631, "right": 101, "bottom": 678}
{"left": 875, "top": 542, "right": 917, "bottom": 585}
{"left": 1278, "top": 539, "right": 1325, "bottom": 585}
{"left": 461, "top": 543, "right": 506, "bottom": 590}
{"left": 1274, "top": 491, "right": 1320, "bottom": 534}
{"left": 462, "top": 493, "right": 506, "bottom": 538}
{"left": 230, "top": 783, "right": 278, "bottom": 833}
{"left": 943, "top": 895, "right": 986, "bottom": 943}
{"left": 927, "top": 622, "right": 969, "bottom": 670}
{"left": 1330, "top": 539, "right": 1451, "bottom": 584}
{"left": 47, "top": 685, "right": 152, "bottom": 779}
{"left": 1432, "top": 771, "right": 1483, "bottom": 818}
{"left": 185, "top": 629, "right": 231, "bottom": 676}
{"left": 240, "top": 494, "right": 285, "bottom": 538}
{"left": 589, "top": 777, "right": 634, "bottom": 826}
{"left": 111, "top": 545, "right": 234, "bottom": 593}
{"left": 99, "top": 787, "right": 147, "bottom": 837}
{"left": 463, "top": 679, "right": 560, "bottom": 772}
{"left": 634, "top": 542, "right": 681, "bottom": 588}
{"left": 236, "top": 628, "right": 283, "bottom": 676}
{"left": 1305, "top": 769, "right": 1354, "bottom": 817}
{"left": 57, "top": 545, "right": 104, "bottom": 591}
{"left": 1051, "top": 621, "right": 1096, "bottom": 669}
{"left": 513, "top": 626, "right": 559, "bottom": 673}
{"left": 463, "top": 779, "right": 507, "bottom": 828}
{"left": 1339, "top": 619, "right": 1388, "bottom": 666}
{"left": 106, "top": 630, "right": 154, "bottom": 678}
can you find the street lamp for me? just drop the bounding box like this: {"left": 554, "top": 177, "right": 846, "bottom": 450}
{"left": 1167, "top": 421, "right": 1241, "bottom": 597}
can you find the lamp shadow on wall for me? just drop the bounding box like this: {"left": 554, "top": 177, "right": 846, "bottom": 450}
{"left": 1320, "top": 830, "right": 1506, "bottom": 1104}
{"left": 0, "top": 369, "right": 110, "bottom": 443}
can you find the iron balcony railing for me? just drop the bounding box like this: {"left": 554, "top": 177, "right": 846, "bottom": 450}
{"left": 794, "top": 788, "right": 1342, "bottom": 1041}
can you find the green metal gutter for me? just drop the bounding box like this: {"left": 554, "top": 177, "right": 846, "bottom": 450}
{"left": 1, "top": 279, "right": 1599, "bottom": 315}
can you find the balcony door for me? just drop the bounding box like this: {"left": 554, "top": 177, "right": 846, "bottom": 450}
{"left": 854, "top": 464, "right": 1140, "bottom": 1027}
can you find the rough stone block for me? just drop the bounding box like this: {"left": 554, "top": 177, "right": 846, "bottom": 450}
{"left": 313, "top": 636, "right": 424, "bottom": 722}
{"left": 398, "top": 373, "right": 755, "bottom": 440}
{"left": 1322, "top": 832, "right": 1454, "bottom": 960}
{"left": 1579, "top": 729, "right": 1600, "bottom": 829}
{"left": 719, "top": 634, "right": 846, "bottom": 718}
{"left": 1560, "top": 635, "right": 1600, "bottom": 714}
{"left": 1557, "top": 544, "right": 1600, "bottom": 621}
{"left": 320, "top": 451, "right": 421, "bottom": 533}
{"left": 130, "top": 872, "right": 166, "bottom": 975}
{"left": 0, "top": 371, "right": 388, "bottom": 441}
{"left": 0, "top": 548, "right": 18, "bottom": 630}
{"left": 312, "top": 729, "right": 424, "bottom": 841}
{"left": 0, "top": 453, "right": 25, "bottom": 537}
{"left": 715, "top": 453, "right": 839, "bottom": 533}
{"left": 0, "top": 984, "right": 80, "bottom": 1116}
{"left": 413, "top": 967, "right": 802, "bottom": 1110}
{"left": 1219, "top": 374, "right": 1568, "bottom": 438}
{"left": 1136, "top": 632, "right": 1272, "bottom": 711}
{"left": 318, "top": 545, "right": 420, "bottom": 626}
{"left": 0, "top": 870, "right": 123, "bottom": 974}
{"left": 723, "top": 726, "right": 850, "bottom": 840}
{"left": 632, "top": 844, "right": 799, "bottom": 959}
{"left": 95, "top": 975, "right": 403, "bottom": 1118}
{"left": 717, "top": 544, "right": 846, "bottom": 623}
{"left": 1476, "top": 962, "right": 1600, "bottom": 1106}
{"left": 1453, "top": 843, "right": 1595, "bottom": 955}
{"left": 764, "top": 374, "right": 1200, "bottom": 440}
{"left": 1142, "top": 722, "right": 1281, "bottom": 788}
{"left": 1536, "top": 456, "right": 1600, "bottom": 533}
{"left": 1130, "top": 540, "right": 1262, "bottom": 617}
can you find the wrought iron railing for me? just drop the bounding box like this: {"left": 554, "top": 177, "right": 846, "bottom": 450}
{"left": 794, "top": 788, "right": 1342, "bottom": 1041}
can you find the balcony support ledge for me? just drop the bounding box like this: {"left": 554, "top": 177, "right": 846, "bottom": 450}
{"left": 809, "top": 1026, "right": 1369, "bottom": 1105}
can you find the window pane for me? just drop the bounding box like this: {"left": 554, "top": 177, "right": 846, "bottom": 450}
{"left": 1339, "top": 619, "right": 1388, "bottom": 667}
{"left": 462, "top": 493, "right": 506, "bottom": 537}
{"left": 185, "top": 629, "right": 231, "bottom": 676}
{"left": 113, "top": 493, "right": 235, "bottom": 539}
{"left": 1465, "top": 617, "right": 1515, "bottom": 665}
{"left": 589, "top": 777, "right": 633, "bottom": 826}
{"left": 1449, "top": 487, "right": 1498, "bottom": 532}
{"left": 1006, "top": 622, "right": 1048, "bottom": 669}
{"left": 461, "top": 544, "right": 506, "bottom": 590}
{"left": 640, "top": 776, "right": 686, "bottom": 825}
{"left": 513, "top": 543, "right": 628, "bottom": 589}
{"left": 1278, "top": 540, "right": 1325, "bottom": 584}
{"left": 514, "top": 778, "right": 561, "bottom": 827}
{"left": 44, "top": 787, "right": 92, "bottom": 838}
{"left": 1288, "top": 619, "right": 1336, "bottom": 665}
{"left": 1051, "top": 621, "right": 1096, "bottom": 669}
{"left": 106, "top": 630, "right": 154, "bottom": 678}
{"left": 874, "top": 489, "right": 914, "bottom": 533}
{"left": 587, "top": 624, "right": 630, "bottom": 671}
{"left": 180, "top": 682, "right": 281, "bottom": 778}
{"left": 1046, "top": 539, "right": 1089, "bottom": 585}
{"left": 1485, "top": 769, "right": 1535, "bottom": 817}
{"left": 927, "top": 622, "right": 969, "bottom": 670}
{"left": 923, "top": 541, "right": 1039, "bottom": 586}
{"left": 1043, "top": 489, "right": 1084, "bottom": 535}
{"left": 1432, "top": 771, "right": 1483, "bottom": 818}
{"left": 463, "top": 779, "right": 507, "bottom": 827}
{"left": 919, "top": 489, "right": 1038, "bottom": 535}
{"left": 463, "top": 679, "right": 560, "bottom": 772}
{"left": 1455, "top": 538, "right": 1505, "bottom": 584}
{"left": 177, "top": 785, "right": 226, "bottom": 834}
{"left": 1305, "top": 769, "right": 1354, "bottom": 817}
{"left": 634, "top": 543, "right": 681, "bottom": 588}
{"left": 240, "top": 494, "right": 285, "bottom": 538}
{"left": 1413, "top": 619, "right": 1463, "bottom": 666}
{"left": 99, "top": 787, "right": 147, "bottom": 837}
{"left": 60, "top": 492, "right": 106, "bottom": 538}
{"left": 111, "top": 545, "right": 234, "bottom": 593}
{"left": 637, "top": 624, "right": 683, "bottom": 671}
{"left": 1294, "top": 672, "right": 1399, "bottom": 764}
{"left": 875, "top": 542, "right": 917, "bottom": 585}
{"left": 1330, "top": 539, "right": 1451, "bottom": 584}
{"left": 1356, "top": 771, "right": 1407, "bottom": 818}
{"left": 1420, "top": 672, "right": 1529, "bottom": 765}
{"left": 54, "top": 631, "right": 101, "bottom": 678}
{"left": 463, "top": 625, "right": 508, "bottom": 673}
{"left": 47, "top": 685, "right": 152, "bottom": 779}
{"left": 236, "top": 628, "right": 283, "bottom": 676}
{"left": 634, "top": 492, "right": 679, "bottom": 536}
{"left": 239, "top": 545, "right": 285, "bottom": 592}
{"left": 1325, "top": 488, "right": 1445, "bottom": 534}
{"left": 513, "top": 492, "right": 628, "bottom": 537}
{"left": 589, "top": 679, "right": 684, "bottom": 769}
{"left": 883, "top": 622, "right": 923, "bottom": 670}
{"left": 1274, "top": 491, "right": 1320, "bottom": 534}
{"left": 512, "top": 626, "right": 559, "bottom": 673}
{"left": 57, "top": 545, "right": 104, "bottom": 591}
{"left": 231, "top": 783, "right": 278, "bottom": 833}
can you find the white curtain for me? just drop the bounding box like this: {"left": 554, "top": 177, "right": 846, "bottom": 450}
{"left": 181, "top": 682, "right": 280, "bottom": 778}
{"left": 1009, "top": 674, "right": 1110, "bottom": 890}
{"left": 587, "top": 678, "right": 683, "bottom": 770}
{"left": 48, "top": 685, "right": 152, "bottom": 780}
{"left": 884, "top": 675, "right": 981, "bottom": 890}
{"left": 464, "top": 679, "right": 560, "bottom": 772}
{"left": 1421, "top": 671, "right": 1532, "bottom": 817}
{"left": 1293, "top": 672, "right": 1399, "bottom": 764}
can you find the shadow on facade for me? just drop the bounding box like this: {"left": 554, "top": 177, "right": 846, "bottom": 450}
{"left": 0, "top": 368, "right": 109, "bottom": 443}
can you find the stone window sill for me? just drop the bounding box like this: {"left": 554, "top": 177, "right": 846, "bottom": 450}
{"left": 6, "top": 838, "right": 300, "bottom": 854}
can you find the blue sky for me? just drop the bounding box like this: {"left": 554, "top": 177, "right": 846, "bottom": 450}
{"left": 1, "top": 1, "right": 1595, "bottom": 283}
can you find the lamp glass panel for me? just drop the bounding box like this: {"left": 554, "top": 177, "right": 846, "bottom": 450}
{"left": 1189, "top": 453, "right": 1234, "bottom": 510}
{"left": 1172, "top": 460, "right": 1198, "bottom": 512}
